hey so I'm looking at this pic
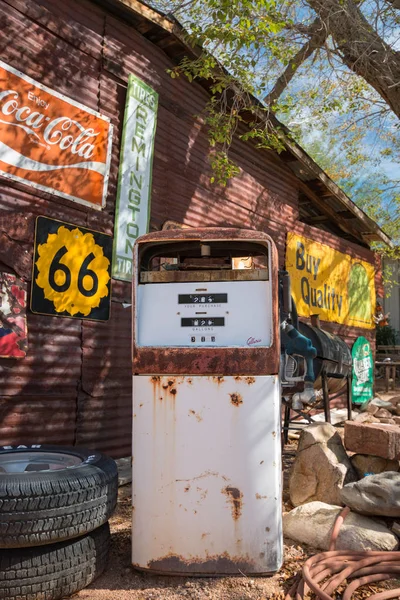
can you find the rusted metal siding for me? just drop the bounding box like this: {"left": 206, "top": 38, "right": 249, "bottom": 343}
{"left": 0, "top": 0, "right": 379, "bottom": 456}
{"left": 102, "top": 15, "right": 299, "bottom": 265}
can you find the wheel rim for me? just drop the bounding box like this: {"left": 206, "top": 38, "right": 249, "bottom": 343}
{"left": 0, "top": 451, "right": 82, "bottom": 474}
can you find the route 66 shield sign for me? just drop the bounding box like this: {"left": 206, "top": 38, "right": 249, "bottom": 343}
{"left": 31, "top": 216, "right": 112, "bottom": 321}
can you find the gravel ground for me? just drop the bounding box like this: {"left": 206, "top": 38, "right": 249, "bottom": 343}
{"left": 73, "top": 445, "right": 312, "bottom": 600}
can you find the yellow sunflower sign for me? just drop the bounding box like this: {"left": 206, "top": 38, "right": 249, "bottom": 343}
{"left": 31, "top": 216, "right": 112, "bottom": 321}
{"left": 285, "top": 232, "right": 376, "bottom": 329}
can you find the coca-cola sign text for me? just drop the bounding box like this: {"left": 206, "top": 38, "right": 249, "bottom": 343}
{"left": 0, "top": 60, "right": 113, "bottom": 209}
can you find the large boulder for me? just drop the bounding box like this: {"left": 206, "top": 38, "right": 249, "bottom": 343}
{"left": 283, "top": 501, "right": 399, "bottom": 551}
{"left": 351, "top": 454, "right": 399, "bottom": 478}
{"left": 289, "top": 423, "right": 358, "bottom": 507}
{"left": 340, "top": 472, "right": 400, "bottom": 517}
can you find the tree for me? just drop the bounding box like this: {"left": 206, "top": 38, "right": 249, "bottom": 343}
{"left": 153, "top": 0, "right": 400, "bottom": 240}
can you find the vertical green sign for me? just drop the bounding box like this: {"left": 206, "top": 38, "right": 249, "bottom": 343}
{"left": 352, "top": 336, "right": 374, "bottom": 404}
{"left": 112, "top": 74, "right": 158, "bottom": 281}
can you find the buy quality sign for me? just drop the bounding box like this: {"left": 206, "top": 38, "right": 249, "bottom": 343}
{"left": 31, "top": 216, "right": 112, "bottom": 321}
{"left": 0, "top": 60, "right": 113, "bottom": 209}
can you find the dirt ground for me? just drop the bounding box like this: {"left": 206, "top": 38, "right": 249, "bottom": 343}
{"left": 73, "top": 445, "right": 313, "bottom": 600}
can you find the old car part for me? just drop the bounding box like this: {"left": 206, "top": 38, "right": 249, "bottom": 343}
{"left": 0, "top": 522, "right": 110, "bottom": 600}
{"left": 0, "top": 444, "right": 117, "bottom": 548}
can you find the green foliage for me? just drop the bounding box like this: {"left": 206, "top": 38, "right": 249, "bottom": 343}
{"left": 160, "top": 0, "right": 399, "bottom": 234}
{"left": 376, "top": 324, "right": 398, "bottom": 346}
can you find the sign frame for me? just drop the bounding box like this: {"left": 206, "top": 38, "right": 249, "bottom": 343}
{"left": 31, "top": 216, "right": 113, "bottom": 322}
{"left": 112, "top": 73, "right": 158, "bottom": 282}
{"left": 0, "top": 59, "right": 113, "bottom": 210}
{"left": 285, "top": 232, "right": 376, "bottom": 329}
{"left": 351, "top": 336, "right": 374, "bottom": 404}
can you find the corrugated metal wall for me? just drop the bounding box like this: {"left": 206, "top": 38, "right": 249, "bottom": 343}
{"left": 0, "top": 0, "right": 378, "bottom": 456}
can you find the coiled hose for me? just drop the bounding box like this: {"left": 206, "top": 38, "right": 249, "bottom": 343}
{"left": 285, "top": 507, "right": 400, "bottom": 600}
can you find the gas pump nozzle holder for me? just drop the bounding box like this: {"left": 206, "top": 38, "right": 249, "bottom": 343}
{"left": 132, "top": 228, "right": 282, "bottom": 577}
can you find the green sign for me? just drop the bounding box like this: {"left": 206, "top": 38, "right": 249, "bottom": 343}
{"left": 352, "top": 336, "right": 374, "bottom": 404}
{"left": 112, "top": 74, "right": 158, "bottom": 281}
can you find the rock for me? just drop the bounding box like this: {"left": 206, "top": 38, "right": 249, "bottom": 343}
{"left": 392, "top": 522, "right": 400, "bottom": 537}
{"left": 283, "top": 502, "right": 398, "bottom": 551}
{"left": 367, "top": 403, "right": 380, "bottom": 416}
{"left": 344, "top": 421, "right": 400, "bottom": 460}
{"left": 376, "top": 408, "right": 393, "bottom": 419}
{"left": 361, "top": 398, "right": 395, "bottom": 413}
{"left": 353, "top": 413, "right": 380, "bottom": 424}
{"left": 396, "top": 404, "right": 400, "bottom": 416}
{"left": 289, "top": 423, "right": 358, "bottom": 507}
{"left": 393, "top": 416, "right": 400, "bottom": 425}
{"left": 340, "top": 472, "right": 400, "bottom": 517}
{"left": 379, "top": 418, "right": 396, "bottom": 424}
{"left": 350, "top": 454, "right": 399, "bottom": 478}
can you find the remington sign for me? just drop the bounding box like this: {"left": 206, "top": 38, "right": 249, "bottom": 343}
{"left": 112, "top": 74, "right": 158, "bottom": 281}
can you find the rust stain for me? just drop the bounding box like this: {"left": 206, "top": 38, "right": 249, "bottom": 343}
{"left": 201, "top": 532, "right": 210, "bottom": 539}
{"left": 187, "top": 378, "right": 193, "bottom": 385}
{"left": 188, "top": 409, "right": 202, "bottom": 422}
{"left": 162, "top": 384, "right": 169, "bottom": 389}
{"left": 151, "top": 376, "right": 161, "bottom": 383}
{"left": 168, "top": 379, "right": 175, "bottom": 387}
{"left": 265, "top": 527, "right": 270, "bottom": 532}
{"left": 260, "top": 460, "right": 264, "bottom": 465}
{"left": 272, "top": 431, "right": 276, "bottom": 438}
{"left": 212, "top": 376, "right": 225, "bottom": 385}
{"left": 255, "top": 493, "right": 268, "bottom": 500}
{"left": 147, "top": 551, "right": 256, "bottom": 575}
{"left": 229, "top": 393, "right": 243, "bottom": 407}
{"left": 196, "top": 487, "right": 208, "bottom": 501}
{"left": 245, "top": 377, "right": 256, "bottom": 385}
{"left": 139, "top": 403, "right": 143, "bottom": 408}
{"left": 223, "top": 486, "right": 243, "bottom": 520}
{"left": 169, "top": 388, "right": 177, "bottom": 395}
{"left": 176, "top": 471, "right": 229, "bottom": 484}
{"left": 184, "top": 485, "right": 190, "bottom": 493}
{"left": 234, "top": 376, "right": 242, "bottom": 381}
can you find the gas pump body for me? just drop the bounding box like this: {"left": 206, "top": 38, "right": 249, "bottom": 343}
{"left": 132, "top": 228, "right": 282, "bottom": 576}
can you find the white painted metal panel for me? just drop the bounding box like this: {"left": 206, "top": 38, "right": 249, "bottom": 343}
{"left": 136, "top": 280, "right": 272, "bottom": 347}
{"left": 132, "top": 375, "right": 282, "bottom": 575}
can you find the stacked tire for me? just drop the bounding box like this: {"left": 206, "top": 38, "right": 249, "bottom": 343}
{"left": 0, "top": 445, "right": 118, "bottom": 600}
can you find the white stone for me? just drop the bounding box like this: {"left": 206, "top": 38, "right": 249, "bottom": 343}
{"left": 283, "top": 501, "right": 399, "bottom": 551}
{"left": 340, "top": 472, "right": 400, "bottom": 517}
{"left": 289, "top": 423, "right": 357, "bottom": 507}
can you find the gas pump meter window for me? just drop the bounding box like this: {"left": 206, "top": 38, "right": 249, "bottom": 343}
{"left": 136, "top": 238, "right": 272, "bottom": 348}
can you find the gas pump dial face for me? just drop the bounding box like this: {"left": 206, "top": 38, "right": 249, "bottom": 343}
{"left": 178, "top": 294, "right": 228, "bottom": 304}
{"left": 181, "top": 317, "right": 225, "bottom": 327}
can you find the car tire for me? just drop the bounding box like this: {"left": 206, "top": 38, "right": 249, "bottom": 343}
{"left": 0, "top": 444, "right": 118, "bottom": 548}
{"left": 0, "top": 522, "right": 110, "bottom": 600}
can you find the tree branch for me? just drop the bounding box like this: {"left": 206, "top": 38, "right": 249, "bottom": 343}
{"left": 263, "top": 18, "right": 328, "bottom": 107}
{"left": 384, "top": 0, "right": 400, "bottom": 9}
{"left": 306, "top": 0, "right": 400, "bottom": 118}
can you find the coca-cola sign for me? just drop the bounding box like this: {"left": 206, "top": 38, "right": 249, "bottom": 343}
{"left": 0, "top": 60, "right": 113, "bottom": 209}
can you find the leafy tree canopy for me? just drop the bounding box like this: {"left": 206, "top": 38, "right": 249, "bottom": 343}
{"left": 152, "top": 0, "right": 400, "bottom": 248}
